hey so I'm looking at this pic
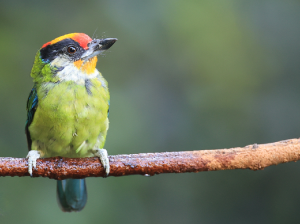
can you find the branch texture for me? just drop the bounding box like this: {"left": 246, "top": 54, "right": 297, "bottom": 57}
{"left": 1, "top": 138, "right": 300, "bottom": 180}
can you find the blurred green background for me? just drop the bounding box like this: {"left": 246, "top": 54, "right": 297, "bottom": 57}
{"left": 1, "top": 0, "right": 300, "bottom": 223}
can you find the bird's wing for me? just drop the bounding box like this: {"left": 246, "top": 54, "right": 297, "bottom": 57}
{"left": 25, "top": 86, "right": 38, "bottom": 151}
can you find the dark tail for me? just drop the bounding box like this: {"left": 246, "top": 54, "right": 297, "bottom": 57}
{"left": 56, "top": 179, "right": 87, "bottom": 212}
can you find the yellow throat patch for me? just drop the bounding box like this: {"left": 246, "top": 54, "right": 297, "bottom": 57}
{"left": 74, "top": 56, "right": 98, "bottom": 75}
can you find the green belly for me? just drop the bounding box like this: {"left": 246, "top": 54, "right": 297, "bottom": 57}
{"left": 29, "top": 81, "right": 109, "bottom": 158}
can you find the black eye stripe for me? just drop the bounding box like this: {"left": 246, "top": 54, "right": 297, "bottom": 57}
{"left": 40, "top": 39, "right": 84, "bottom": 62}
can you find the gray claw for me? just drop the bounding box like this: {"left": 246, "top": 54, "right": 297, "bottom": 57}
{"left": 93, "top": 148, "right": 110, "bottom": 176}
{"left": 26, "top": 150, "right": 41, "bottom": 176}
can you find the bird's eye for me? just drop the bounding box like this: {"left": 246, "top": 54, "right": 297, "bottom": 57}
{"left": 67, "top": 46, "right": 77, "bottom": 54}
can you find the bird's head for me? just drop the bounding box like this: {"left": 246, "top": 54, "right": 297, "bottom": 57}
{"left": 31, "top": 33, "right": 117, "bottom": 82}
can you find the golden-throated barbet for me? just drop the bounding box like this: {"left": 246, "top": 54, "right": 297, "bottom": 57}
{"left": 25, "top": 33, "right": 117, "bottom": 212}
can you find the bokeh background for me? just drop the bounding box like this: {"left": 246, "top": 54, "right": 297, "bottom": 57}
{"left": 1, "top": 1, "right": 300, "bottom": 223}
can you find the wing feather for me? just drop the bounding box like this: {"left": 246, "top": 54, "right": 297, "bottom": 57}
{"left": 25, "top": 87, "right": 38, "bottom": 151}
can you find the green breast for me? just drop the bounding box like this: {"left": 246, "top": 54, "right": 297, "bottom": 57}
{"left": 29, "top": 78, "right": 109, "bottom": 158}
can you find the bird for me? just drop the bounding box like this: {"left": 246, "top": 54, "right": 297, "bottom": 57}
{"left": 25, "top": 33, "right": 117, "bottom": 212}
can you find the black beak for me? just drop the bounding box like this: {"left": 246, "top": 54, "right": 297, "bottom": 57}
{"left": 81, "top": 38, "right": 117, "bottom": 61}
{"left": 88, "top": 38, "right": 118, "bottom": 51}
{"left": 99, "top": 38, "right": 118, "bottom": 50}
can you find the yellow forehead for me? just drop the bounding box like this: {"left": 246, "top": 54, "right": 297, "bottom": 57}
{"left": 50, "top": 33, "right": 78, "bottom": 45}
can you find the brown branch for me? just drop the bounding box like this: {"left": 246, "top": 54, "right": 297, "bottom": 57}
{"left": 1, "top": 138, "right": 300, "bottom": 180}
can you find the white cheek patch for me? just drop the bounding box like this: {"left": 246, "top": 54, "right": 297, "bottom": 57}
{"left": 50, "top": 55, "right": 71, "bottom": 68}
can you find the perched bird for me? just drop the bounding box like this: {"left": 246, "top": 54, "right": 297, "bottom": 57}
{"left": 25, "top": 33, "right": 117, "bottom": 212}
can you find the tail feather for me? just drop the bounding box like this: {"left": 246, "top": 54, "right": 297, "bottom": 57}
{"left": 56, "top": 179, "right": 87, "bottom": 212}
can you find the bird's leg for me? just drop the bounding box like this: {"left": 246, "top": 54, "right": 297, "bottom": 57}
{"left": 26, "top": 150, "right": 41, "bottom": 176}
{"left": 93, "top": 149, "right": 110, "bottom": 176}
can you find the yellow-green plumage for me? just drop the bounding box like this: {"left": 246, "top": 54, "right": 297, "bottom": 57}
{"left": 26, "top": 33, "right": 116, "bottom": 212}
{"left": 29, "top": 77, "right": 109, "bottom": 158}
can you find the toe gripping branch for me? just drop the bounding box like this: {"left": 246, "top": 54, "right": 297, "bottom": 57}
{"left": 26, "top": 150, "right": 41, "bottom": 176}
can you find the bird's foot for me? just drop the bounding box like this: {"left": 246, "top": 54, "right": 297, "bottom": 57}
{"left": 93, "top": 148, "right": 110, "bottom": 176}
{"left": 26, "top": 150, "right": 41, "bottom": 176}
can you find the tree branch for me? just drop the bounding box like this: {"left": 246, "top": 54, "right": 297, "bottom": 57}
{"left": 1, "top": 138, "right": 299, "bottom": 180}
